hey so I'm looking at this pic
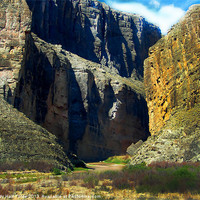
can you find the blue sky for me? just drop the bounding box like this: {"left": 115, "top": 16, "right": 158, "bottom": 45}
{"left": 100, "top": 0, "right": 199, "bottom": 34}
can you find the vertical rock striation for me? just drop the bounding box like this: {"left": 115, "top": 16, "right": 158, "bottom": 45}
{"left": 15, "top": 34, "right": 150, "bottom": 161}
{"left": 26, "top": 0, "right": 161, "bottom": 78}
{"left": 129, "top": 5, "right": 200, "bottom": 165}
{"left": 144, "top": 5, "right": 200, "bottom": 136}
{"left": 0, "top": 0, "right": 162, "bottom": 161}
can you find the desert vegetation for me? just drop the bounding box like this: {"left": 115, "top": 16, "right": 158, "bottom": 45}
{"left": 103, "top": 155, "right": 131, "bottom": 164}
{"left": 0, "top": 159, "right": 199, "bottom": 199}
{"left": 0, "top": 161, "right": 55, "bottom": 173}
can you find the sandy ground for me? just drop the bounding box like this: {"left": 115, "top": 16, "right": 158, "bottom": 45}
{"left": 86, "top": 162, "right": 125, "bottom": 172}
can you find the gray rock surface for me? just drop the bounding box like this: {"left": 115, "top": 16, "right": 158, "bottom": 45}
{"left": 130, "top": 110, "right": 200, "bottom": 165}
{"left": 14, "top": 33, "right": 150, "bottom": 161}
{"left": 127, "top": 140, "right": 143, "bottom": 156}
{"left": 0, "top": 0, "right": 161, "bottom": 161}
{"left": 0, "top": 0, "right": 31, "bottom": 103}
{"left": 26, "top": 0, "right": 161, "bottom": 78}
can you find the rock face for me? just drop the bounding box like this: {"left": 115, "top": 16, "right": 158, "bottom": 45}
{"left": 0, "top": 0, "right": 31, "bottom": 103}
{"left": 129, "top": 105, "right": 200, "bottom": 165}
{"left": 0, "top": 96, "right": 72, "bottom": 169}
{"left": 144, "top": 5, "right": 200, "bottom": 136}
{"left": 14, "top": 33, "right": 150, "bottom": 161}
{"left": 130, "top": 5, "right": 200, "bottom": 165}
{"left": 26, "top": 0, "right": 161, "bottom": 78}
{"left": 0, "top": 0, "right": 161, "bottom": 161}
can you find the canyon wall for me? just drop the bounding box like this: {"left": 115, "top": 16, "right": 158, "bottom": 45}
{"left": 26, "top": 0, "right": 161, "bottom": 78}
{"left": 130, "top": 5, "right": 200, "bottom": 165}
{"left": 0, "top": 0, "right": 161, "bottom": 161}
{"left": 0, "top": 0, "right": 72, "bottom": 168}
{"left": 144, "top": 4, "right": 200, "bottom": 136}
{"left": 0, "top": 0, "right": 31, "bottom": 103}
{"left": 14, "top": 33, "right": 150, "bottom": 161}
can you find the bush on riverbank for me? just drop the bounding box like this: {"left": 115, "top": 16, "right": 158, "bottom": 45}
{"left": 65, "top": 161, "right": 200, "bottom": 194}
{"left": 123, "top": 161, "right": 200, "bottom": 194}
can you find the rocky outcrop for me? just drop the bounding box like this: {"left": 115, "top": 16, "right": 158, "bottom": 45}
{"left": 14, "top": 33, "right": 149, "bottom": 161}
{"left": 129, "top": 104, "right": 200, "bottom": 165}
{"left": 127, "top": 140, "right": 143, "bottom": 156}
{"left": 0, "top": 96, "right": 72, "bottom": 169}
{"left": 0, "top": 0, "right": 31, "bottom": 103}
{"left": 26, "top": 0, "right": 161, "bottom": 78}
{"left": 130, "top": 5, "right": 200, "bottom": 165}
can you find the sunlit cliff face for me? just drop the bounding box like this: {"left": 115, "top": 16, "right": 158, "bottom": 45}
{"left": 144, "top": 4, "right": 200, "bottom": 135}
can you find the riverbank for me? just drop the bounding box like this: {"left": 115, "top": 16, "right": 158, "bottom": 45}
{"left": 0, "top": 158, "right": 200, "bottom": 199}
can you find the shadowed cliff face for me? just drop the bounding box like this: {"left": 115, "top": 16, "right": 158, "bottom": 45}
{"left": 14, "top": 34, "right": 149, "bottom": 161}
{"left": 25, "top": 0, "right": 161, "bottom": 78}
{"left": 0, "top": 0, "right": 160, "bottom": 161}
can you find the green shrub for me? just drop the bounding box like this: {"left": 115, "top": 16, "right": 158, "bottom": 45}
{"left": 52, "top": 168, "right": 62, "bottom": 175}
{"left": 17, "top": 178, "right": 38, "bottom": 183}
{"left": 134, "top": 165, "right": 200, "bottom": 194}
{"left": 73, "top": 167, "right": 89, "bottom": 172}
{"left": 99, "top": 170, "right": 119, "bottom": 180}
{"left": 104, "top": 155, "right": 131, "bottom": 164}
{"left": 123, "top": 162, "right": 148, "bottom": 172}
{"left": 168, "top": 167, "right": 197, "bottom": 193}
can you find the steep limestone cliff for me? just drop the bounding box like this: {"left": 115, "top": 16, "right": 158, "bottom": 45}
{"left": 129, "top": 5, "right": 200, "bottom": 165}
{"left": 14, "top": 33, "right": 149, "bottom": 161}
{"left": 144, "top": 4, "right": 200, "bottom": 136}
{"left": 26, "top": 0, "right": 161, "bottom": 78}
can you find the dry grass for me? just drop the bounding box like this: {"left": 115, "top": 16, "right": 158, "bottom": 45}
{"left": 0, "top": 162, "right": 199, "bottom": 199}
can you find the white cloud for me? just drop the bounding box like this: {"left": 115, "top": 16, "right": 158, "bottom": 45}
{"left": 157, "top": 5, "right": 185, "bottom": 34}
{"left": 150, "top": 0, "right": 160, "bottom": 8}
{"left": 106, "top": 1, "right": 185, "bottom": 34}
